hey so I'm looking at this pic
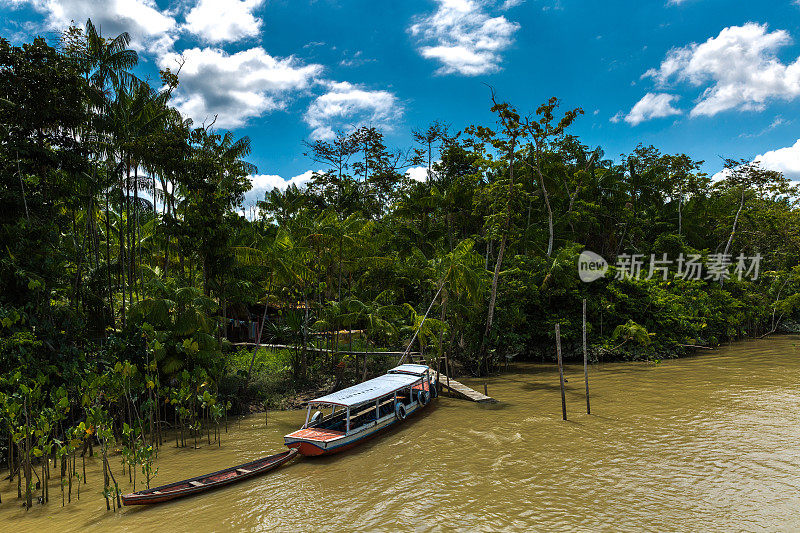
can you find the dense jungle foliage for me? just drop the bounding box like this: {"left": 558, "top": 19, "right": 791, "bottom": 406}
{"left": 2, "top": 21, "right": 800, "bottom": 509}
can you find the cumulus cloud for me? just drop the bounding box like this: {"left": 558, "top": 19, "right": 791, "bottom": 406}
{"left": 17, "top": 0, "right": 178, "bottom": 54}
{"left": 183, "top": 0, "right": 264, "bottom": 43}
{"left": 304, "top": 81, "right": 402, "bottom": 141}
{"left": 643, "top": 23, "right": 800, "bottom": 117}
{"left": 754, "top": 139, "right": 800, "bottom": 179}
{"left": 243, "top": 170, "right": 315, "bottom": 205}
{"left": 406, "top": 166, "right": 431, "bottom": 182}
{"left": 711, "top": 139, "right": 800, "bottom": 181}
{"left": 409, "top": 0, "right": 519, "bottom": 75}
{"left": 621, "top": 92, "right": 682, "bottom": 125}
{"left": 161, "top": 47, "right": 323, "bottom": 129}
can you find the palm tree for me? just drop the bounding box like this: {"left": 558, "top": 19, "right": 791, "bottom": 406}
{"left": 258, "top": 184, "right": 308, "bottom": 227}
{"left": 230, "top": 229, "right": 303, "bottom": 377}
{"left": 129, "top": 279, "right": 219, "bottom": 376}
{"left": 100, "top": 82, "right": 171, "bottom": 319}
{"left": 61, "top": 19, "right": 146, "bottom": 329}
{"left": 83, "top": 19, "right": 140, "bottom": 95}
{"left": 426, "top": 239, "right": 486, "bottom": 376}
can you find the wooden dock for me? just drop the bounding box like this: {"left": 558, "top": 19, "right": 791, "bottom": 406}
{"left": 405, "top": 355, "right": 497, "bottom": 403}
{"left": 434, "top": 371, "right": 497, "bottom": 403}
{"left": 233, "top": 343, "right": 420, "bottom": 358}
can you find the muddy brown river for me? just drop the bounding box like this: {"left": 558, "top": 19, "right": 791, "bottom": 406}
{"left": 3, "top": 337, "right": 800, "bottom": 532}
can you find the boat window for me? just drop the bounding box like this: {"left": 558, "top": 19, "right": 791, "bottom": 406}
{"left": 348, "top": 402, "right": 377, "bottom": 430}
{"left": 306, "top": 403, "right": 348, "bottom": 432}
{"left": 377, "top": 394, "right": 395, "bottom": 418}
{"left": 347, "top": 394, "right": 398, "bottom": 432}
{"left": 396, "top": 387, "right": 412, "bottom": 406}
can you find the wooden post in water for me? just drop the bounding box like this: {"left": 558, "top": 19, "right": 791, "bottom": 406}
{"left": 445, "top": 349, "right": 452, "bottom": 396}
{"left": 555, "top": 324, "right": 567, "bottom": 421}
{"left": 583, "top": 299, "right": 590, "bottom": 415}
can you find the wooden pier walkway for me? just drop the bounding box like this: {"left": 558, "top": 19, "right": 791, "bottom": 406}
{"left": 406, "top": 355, "right": 497, "bottom": 403}
{"left": 436, "top": 373, "right": 497, "bottom": 403}
{"left": 233, "top": 343, "right": 420, "bottom": 358}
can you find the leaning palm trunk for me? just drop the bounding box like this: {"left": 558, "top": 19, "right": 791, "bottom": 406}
{"left": 399, "top": 278, "right": 446, "bottom": 366}
{"left": 247, "top": 275, "right": 273, "bottom": 379}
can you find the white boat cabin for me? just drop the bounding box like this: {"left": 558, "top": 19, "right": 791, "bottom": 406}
{"left": 284, "top": 364, "right": 436, "bottom": 455}
{"left": 302, "top": 364, "right": 434, "bottom": 435}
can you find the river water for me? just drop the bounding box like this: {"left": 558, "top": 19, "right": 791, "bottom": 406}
{"left": 3, "top": 336, "right": 800, "bottom": 532}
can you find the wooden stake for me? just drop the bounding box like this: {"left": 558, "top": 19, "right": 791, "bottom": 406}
{"left": 555, "top": 324, "right": 567, "bottom": 421}
{"left": 484, "top": 382, "right": 488, "bottom": 396}
{"left": 583, "top": 299, "right": 590, "bottom": 415}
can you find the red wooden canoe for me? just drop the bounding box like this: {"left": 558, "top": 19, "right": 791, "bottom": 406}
{"left": 121, "top": 448, "right": 298, "bottom": 506}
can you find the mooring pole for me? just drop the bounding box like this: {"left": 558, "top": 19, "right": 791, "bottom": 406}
{"left": 555, "top": 324, "right": 567, "bottom": 421}
{"left": 583, "top": 299, "right": 590, "bottom": 415}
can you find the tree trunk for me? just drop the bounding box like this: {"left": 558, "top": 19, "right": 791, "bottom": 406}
{"left": 479, "top": 142, "right": 516, "bottom": 373}
{"left": 23, "top": 397, "right": 32, "bottom": 509}
{"left": 105, "top": 189, "right": 115, "bottom": 328}
{"left": 247, "top": 276, "right": 273, "bottom": 378}
{"left": 532, "top": 159, "right": 554, "bottom": 257}
{"left": 723, "top": 188, "right": 745, "bottom": 258}
{"left": 480, "top": 233, "right": 507, "bottom": 373}
{"left": 678, "top": 183, "right": 683, "bottom": 237}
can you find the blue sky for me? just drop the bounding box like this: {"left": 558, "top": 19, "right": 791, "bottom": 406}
{"left": 3, "top": 0, "right": 800, "bottom": 208}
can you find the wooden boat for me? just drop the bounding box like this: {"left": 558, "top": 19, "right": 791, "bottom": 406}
{"left": 121, "top": 448, "right": 298, "bottom": 506}
{"left": 284, "top": 364, "right": 437, "bottom": 456}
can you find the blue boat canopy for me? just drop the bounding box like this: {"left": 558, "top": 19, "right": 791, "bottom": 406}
{"left": 388, "top": 364, "right": 430, "bottom": 376}
{"left": 310, "top": 373, "right": 422, "bottom": 407}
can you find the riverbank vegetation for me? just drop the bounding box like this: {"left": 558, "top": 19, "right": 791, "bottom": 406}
{"left": 2, "top": 21, "right": 800, "bottom": 510}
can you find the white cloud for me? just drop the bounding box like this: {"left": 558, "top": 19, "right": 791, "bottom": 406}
{"left": 710, "top": 168, "right": 730, "bottom": 182}
{"left": 183, "top": 0, "right": 264, "bottom": 43}
{"left": 711, "top": 139, "right": 800, "bottom": 181}
{"left": 622, "top": 92, "right": 682, "bottom": 125}
{"left": 409, "top": 0, "right": 519, "bottom": 75}
{"left": 18, "top": 0, "right": 178, "bottom": 54}
{"left": 161, "top": 47, "right": 323, "bottom": 129}
{"left": 738, "top": 115, "right": 791, "bottom": 138}
{"left": 406, "top": 166, "right": 431, "bottom": 182}
{"left": 304, "top": 81, "right": 402, "bottom": 140}
{"left": 244, "top": 170, "right": 315, "bottom": 204}
{"left": 754, "top": 138, "right": 800, "bottom": 179}
{"left": 406, "top": 161, "right": 443, "bottom": 182}
{"left": 643, "top": 23, "right": 800, "bottom": 117}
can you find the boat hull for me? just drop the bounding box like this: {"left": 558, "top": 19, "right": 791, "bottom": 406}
{"left": 121, "top": 448, "right": 298, "bottom": 506}
{"left": 285, "top": 398, "right": 431, "bottom": 457}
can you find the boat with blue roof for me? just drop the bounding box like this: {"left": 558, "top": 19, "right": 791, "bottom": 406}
{"left": 284, "top": 364, "right": 437, "bottom": 456}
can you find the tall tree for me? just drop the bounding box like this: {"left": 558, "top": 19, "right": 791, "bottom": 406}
{"left": 467, "top": 92, "right": 524, "bottom": 372}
